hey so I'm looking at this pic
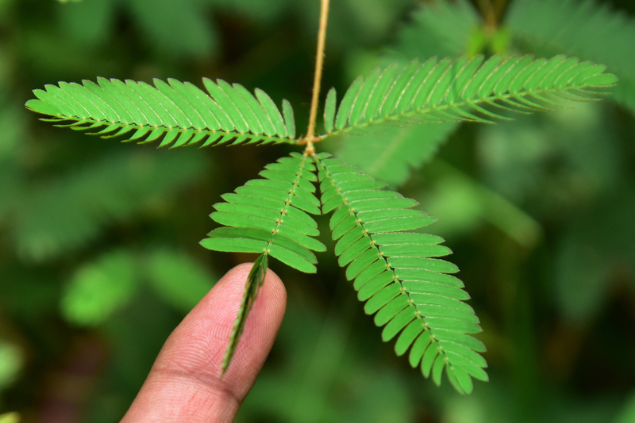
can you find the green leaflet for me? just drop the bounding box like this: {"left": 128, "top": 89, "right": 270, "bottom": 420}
{"left": 25, "top": 78, "right": 298, "bottom": 147}
{"left": 323, "top": 88, "right": 337, "bottom": 133}
{"left": 315, "top": 152, "right": 487, "bottom": 394}
{"left": 201, "top": 152, "right": 324, "bottom": 274}
{"left": 221, "top": 253, "right": 268, "bottom": 375}
{"left": 321, "top": 55, "right": 617, "bottom": 139}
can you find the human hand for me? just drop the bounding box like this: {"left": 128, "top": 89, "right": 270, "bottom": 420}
{"left": 121, "top": 263, "right": 286, "bottom": 423}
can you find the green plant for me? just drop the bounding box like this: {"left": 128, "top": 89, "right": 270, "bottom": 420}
{"left": 24, "top": 0, "right": 618, "bottom": 395}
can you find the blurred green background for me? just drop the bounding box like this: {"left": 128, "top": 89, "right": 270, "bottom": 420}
{"left": 1, "top": 0, "right": 635, "bottom": 421}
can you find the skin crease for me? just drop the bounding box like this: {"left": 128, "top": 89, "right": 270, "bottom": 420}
{"left": 120, "top": 263, "right": 287, "bottom": 423}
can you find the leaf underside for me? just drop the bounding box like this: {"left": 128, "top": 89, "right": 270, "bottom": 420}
{"left": 314, "top": 152, "right": 487, "bottom": 394}
{"left": 221, "top": 253, "right": 268, "bottom": 375}
{"left": 322, "top": 54, "right": 617, "bottom": 139}
{"left": 25, "top": 77, "right": 298, "bottom": 147}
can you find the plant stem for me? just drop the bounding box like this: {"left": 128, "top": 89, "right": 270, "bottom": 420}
{"left": 305, "top": 0, "right": 330, "bottom": 155}
{"left": 477, "top": 0, "right": 507, "bottom": 30}
{"left": 477, "top": 0, "right": 497, "bottom": 29}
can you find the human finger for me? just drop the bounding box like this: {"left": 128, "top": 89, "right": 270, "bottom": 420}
{"left": 120, "top": 262, "right": 287, "bottom": 423}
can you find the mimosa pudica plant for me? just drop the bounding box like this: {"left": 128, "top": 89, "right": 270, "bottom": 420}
{"left": 24, "top": 0, "right": 617, "bottom": 394}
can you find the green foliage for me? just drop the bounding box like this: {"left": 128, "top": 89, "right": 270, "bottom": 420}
{"left": 316, "top": 153, "right": 486, "bottom": 393}
{"left": 8, "top": 0, "right": 634, "bottom": 413}
{"left": 336, "top": 123, "right": 457, "bottom": 187}
{"left": 0, "top": 413, "right": 20, "bottom": 423}
{"left": 22, "top": 17, "right": 618, "bottom": 391}
{"left": 59, "top": 0, "right": 217, "bottom": 58}
{"left": 508, "top": 0, "right": 635, "bottom": 113}
{"left": 62, "top": 250, "right": 138, "bottom": 326}
{"left": 389, "top": 0, "right": 479, "bottom": 60}
{"left": 61, "top": 246, "right": 215, "bottom": 327}
{"left": 127, "top": 0, "right": 218, "bottom": 59}
{"left": 335, "top": 0, "right": 472, "bottom": 189}
{"left": 26, "top": 78, "right": 297, "bottom": 147}
{"left": 322, "top": 55, "right": 616, "bottom": 139}
{"left": 419, "top": 161, "right": 542, "bottom": 247}
{"left": 12, "top": 150, "right": 207, "bottom": 261}
{"left": 555, "top": 192, "right": 635, "bottom": 324}
{"left": 0, "top": 341, "right": 22, "bottom": 391}
{"left": 201, "top": 152, "right": 325, "bottom": 274}
{"left": 144, "top": 249, "right": 214, "bottom": 313}
{"left": 615, "top": 392, "right": 635, "bottom": 423}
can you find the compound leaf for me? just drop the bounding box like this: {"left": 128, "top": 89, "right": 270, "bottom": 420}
{"left": 315, "top": 152, "right": 487, "bottom": 394}
{"left": 26, "top": 78, "right": 298, "bottom": 147}
{"left": 322, "top": 55, "right": 617, "bottom": 139}
{"left": 201, "top": 153, "right": 324, "bottom": 374}
{"left": 508, "top": 0, "right": 635, "bottom": 114}
{"left": 201, "top": 152, "right": 324, "bottom": 274}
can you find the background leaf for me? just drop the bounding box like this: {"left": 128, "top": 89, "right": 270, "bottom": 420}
{"left": 387, "top": 0, "right": 480, "bottom": 62}
{"left": 12, "top": 150, "right": 208, "bottom": 262}
{"left": 144, "top": 248, "right": 215, "bottom": 313}
{"left": 336, "top": 122, "right": 457, "bottom": 187}
{"left": 0, "top": 341, "right": 22, "bottom": 391}
{"left": 555, "top": 191, "right": 635, "bottom": 324}
{"left": 61, "top": 250, "right": 138, "bottom": 326}
{"left": 508, "top": 0, "right": 635, "bottom": 113}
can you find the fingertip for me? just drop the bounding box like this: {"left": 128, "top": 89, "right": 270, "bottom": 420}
{"left": 217, "top": 262, "right": 286, "bottom": 378}
{"left": 217, "top": 262, "right": 287, "bottom": 315}
{"left": 169, "top": 261, "right": 287, "bottom": 382}
{"left": 121, "top": 261, "right": 287, "bottom": 422}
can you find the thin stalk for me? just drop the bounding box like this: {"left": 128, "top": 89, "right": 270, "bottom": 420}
{"left": 304, "top": 0, "right": 330, "bottom": 155}
{"left": 494, "top": 0, "right": 508, "bottom": 23}
{"left": 477, "top": 0, "right": 497, "bottom": 29}
{"left": 477, "top": 0, "right": 507, "bottom": 30}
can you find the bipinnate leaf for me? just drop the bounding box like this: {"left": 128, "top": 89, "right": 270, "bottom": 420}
{"left": 221, "top": 253, "right": 268, "bottom": 375}
{"left": 322, "top": 54, "right": 617, "bottom": 139}
{"left": 314, "top": 152, "right": 487, "bottom": 394}
{"left": 25, "top": 78, "right": 298, "bottom": 147}
{"left": 201, "top": 152, "right": 325, "bottom": 274}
